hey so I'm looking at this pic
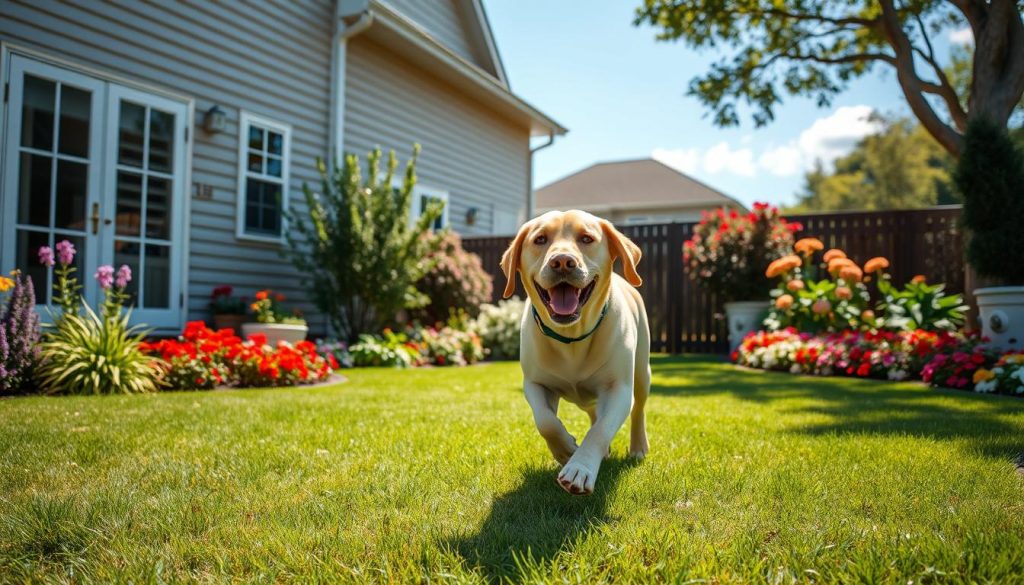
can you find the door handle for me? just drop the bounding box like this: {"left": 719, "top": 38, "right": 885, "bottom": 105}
{"left": 90, "top": 202, "right": 100, "bottom": 235}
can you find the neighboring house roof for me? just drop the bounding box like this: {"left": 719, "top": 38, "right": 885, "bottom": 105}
{"left": 343, "top": 0, "right": 566, "bottom": 137}
{"left": 535, "top": 158, "right": 743, "bottom": 212}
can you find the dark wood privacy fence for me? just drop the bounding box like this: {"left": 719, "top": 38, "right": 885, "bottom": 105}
{"left": 463, "top": 206, "right": 966, "bottom": 354}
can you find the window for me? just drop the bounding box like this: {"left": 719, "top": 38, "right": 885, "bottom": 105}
{"left": 410, "top": 185, "right": 449, "bottom": 230}
{"left": 237, "top": 112, "right": 290, "bottom": 241}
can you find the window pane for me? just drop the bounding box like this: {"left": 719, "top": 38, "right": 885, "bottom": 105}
{"left": 54, "top": 160, "right": 88, "bottom": 231}
{"left": 21, "top": 75, "right": 55, "bottom": 151}
{"left": 248, "top": 126, "right": 264, "bottom": 150}
{"left": 145, "top": 244, "right": 170, "bottom": 308}
{"left": 118, "top": 102, "right": 146, "bottom": 167}
{"left": 266, "top": 156, "right": 282, "bottom": 178}
{"left": 115, "top": 171, "right": 143, "bottom": 236}
{"left": 245, "top": 180, "right": 281, "bottom": 236}
{"left": 148, "top": 109, "right": 174, "bottom": 172}
{"left": 114, "top": 240, "right": 140, "bottom": 306}
{"left": 18, "top": 153, "right": 52, "bottom": 227}
{"left": 248, "top": 152, "right": 263, "bottom": 173}
{"left": 267, "top": 131, "right": 283, "bottom": 155}
{"left": 146, "top": 176, "right": 171, "bottom": 240}
{"left": 58, "top": 85, "right": 91, "bottom": 157}
{"left": 16, "top": 230, "right": 50, "bottom": 304}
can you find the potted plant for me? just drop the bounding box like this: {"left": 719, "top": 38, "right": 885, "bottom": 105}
{"left": 209, "top": 285, "right": 247, "bottom": 331}
{"left": 683, "top": 202, "right": 801, "bottom": 351}
{"left": 241, "top": 289, "right": 308, "bottom": 346}
{"left": 956, "top": 119, "right": 1024, "bottom": 350}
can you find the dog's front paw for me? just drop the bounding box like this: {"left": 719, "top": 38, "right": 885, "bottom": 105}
{"left": 547, "top": 437, "right": 577, "bottom": 465}
{"left": 557, "top": 460, "right": 598, "bottom": 495}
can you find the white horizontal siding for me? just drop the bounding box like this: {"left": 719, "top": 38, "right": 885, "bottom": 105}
{"left": 344, "top": 36, "right": 529, "bottom": 236}
{"left": 1, "top": 0, "right": 333, "bottom": 331}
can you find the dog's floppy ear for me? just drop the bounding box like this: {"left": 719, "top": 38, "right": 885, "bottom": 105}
{"left": 600, "top": 220, "right": 643, "bottom": 287}
{"left": 500, "top": 220, "right": 532, "bottom": 299}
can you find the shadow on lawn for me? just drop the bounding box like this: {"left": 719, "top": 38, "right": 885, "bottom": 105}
{"left": 649, "top": 355, "right": 1024, "bottom": 461}
{"left": 449, "top": 458, "right": 638, "bottom": 582}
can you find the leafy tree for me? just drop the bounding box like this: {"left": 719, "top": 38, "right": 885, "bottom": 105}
{"left": 286, "top": 147, "right": 444, "bottom": 341}
{"left": 634, "top": 0, "right": 1024, "bottom": 157}
{"left": 791, "top": 115, "right": 956, "bottom": 211}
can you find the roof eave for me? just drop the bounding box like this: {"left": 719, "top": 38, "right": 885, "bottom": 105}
{"left": 368, "top": 0, "right": 567, "bottom": 137}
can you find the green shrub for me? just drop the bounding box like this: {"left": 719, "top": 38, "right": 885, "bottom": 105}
{"left": 471, "top": 298, "right": 525, "bottom": 360}
{"left": 286, "top": 146, "right": 443, "bottom": 341}
{"left": 413, "top": 231, "right": 493, "bottom": 325}
{"left": 876, "top": 277, "right": 967, "bottom": 332}
{"left": 416, "top": 326, "right": 484, "bottom": 366}
{"left": 350, "top": 329, "right": 423, "bottom": 368}
{"left": 955, "top": 118, "right": 1024, "bottom": 285}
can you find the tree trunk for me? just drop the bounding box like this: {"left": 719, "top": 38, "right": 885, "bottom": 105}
{"left": 969, "top": 0, "right": 1024, "bottom": 130}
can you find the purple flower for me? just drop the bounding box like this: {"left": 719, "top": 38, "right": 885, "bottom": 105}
{"left": 94, "top": 265, "right": 114, "bottom": 289}
{"left": 115, "top": 264, "right": 132, "bottom": 288}
{"left": 38, "top": 246, "right": 55, "bottom": 267}
{"left": 55, "top": 240, "right": 76, "bottom": 266}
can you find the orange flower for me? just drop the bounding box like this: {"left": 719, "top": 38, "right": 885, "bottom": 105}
{"left": 275, "top": 293, "right": 286, "bottom": 302}
{"left": 794, "top": 237, "right": 824, "bottom": 256}
{"left": 839, "top": 265, "right": 864, "bottom": 283}
{"left": 864, "top": 257, "right": 890, "bottom": 274}
{"left": 861, "top": 309, "right": 875, "bottom": 321}
{"left": 911, "top": 274, "right": 927, "bottom": 284}
{"left": 786, "top": 279, "right": 805, "bottom": 292}
{"left": 775, "top": 294, "right": 794, "bottom": 309}
{"left": 250, "top": 302, "right": 260, "bottom": 312}
{"left": 812, "top": 298, "right": 832, "bottom": 315}
{"left": 827, "top": 257, "right": 855, "bottom": 275}
{"left": 835, "top": 286, "right": 853, "bottom": 300}
{"left": 255, "top": 290, "right": 269, "bottom": 301}
{"left": 823, "top": 249, "right": 846, "bottom": 263}
{"left": 766, "top": 256, "right": 801, "bottom": 278}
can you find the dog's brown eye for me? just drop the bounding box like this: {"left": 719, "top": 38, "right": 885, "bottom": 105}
{"left": 580, "top": 234, "right": 594, "bottom": 244}
{"left": 534, "top": 235, "right": 548, "bottom": 245}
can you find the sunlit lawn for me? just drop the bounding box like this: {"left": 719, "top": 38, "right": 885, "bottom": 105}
{"left": 1, "top": 355, "right": 1023, "bottom": 582}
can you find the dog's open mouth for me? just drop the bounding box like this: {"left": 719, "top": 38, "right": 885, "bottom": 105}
{"left": 535, "top": 278, "right": 597, "bottom": 324}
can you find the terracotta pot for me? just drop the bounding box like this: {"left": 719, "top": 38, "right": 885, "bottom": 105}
{"left": 241, "top": 323, "right": 309, "bottom": 346}
{"left": 212, "top": 314, "right": 246, "bottom": 332}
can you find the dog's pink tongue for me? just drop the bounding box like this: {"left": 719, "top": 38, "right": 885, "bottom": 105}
{"left": 549, "top": 284, "right": 580, "bottom": 315}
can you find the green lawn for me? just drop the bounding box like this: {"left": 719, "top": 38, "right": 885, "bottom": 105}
{"left": 1, "top": 356, "right": 1023, "bottom": 583}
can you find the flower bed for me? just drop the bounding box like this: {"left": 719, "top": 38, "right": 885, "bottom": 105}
{"left": 348, "top": 325, "right": 484, "bottom": 368}
{"left": 734, "top": 328, "right": 1021, "bottom": 396}
{"left": 142, "top": 321, "right": 337, "bottom": 390}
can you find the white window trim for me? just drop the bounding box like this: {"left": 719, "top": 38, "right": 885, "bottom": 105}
{"left": 236, "top": 111, "right": 291, "bottom": 243}
{"left": 410, "top": 184, "right": 450, "bottom": 230}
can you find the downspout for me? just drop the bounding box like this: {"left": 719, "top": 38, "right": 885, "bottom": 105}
{"left": 329, "top": 2, "right": 373, "bottom": 166}
{"left": 526, "top": 131, "right": 556, "bottom": 218}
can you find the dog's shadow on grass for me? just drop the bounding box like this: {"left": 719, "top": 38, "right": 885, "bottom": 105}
{"left": 448, "top": 458, "right": 638, "bottom": 582}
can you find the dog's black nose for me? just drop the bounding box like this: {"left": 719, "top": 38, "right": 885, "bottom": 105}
{"left": 548, "top": 254, "right": 577, "bottom": 273}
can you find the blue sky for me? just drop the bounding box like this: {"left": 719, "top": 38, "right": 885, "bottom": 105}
{"left": 484, "top": 0, "right": 968, "bottom": 208}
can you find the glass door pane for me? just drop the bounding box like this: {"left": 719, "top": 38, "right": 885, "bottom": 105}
{"left": 3, "top": 58, "right": 103, "bottom": 308}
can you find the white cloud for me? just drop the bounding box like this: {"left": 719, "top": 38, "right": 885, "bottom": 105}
{"left": 949, "top": 26, "right": 973, "bottom": 45}
{"left": 653, "top": 105, "right": 882, "bottom": 179}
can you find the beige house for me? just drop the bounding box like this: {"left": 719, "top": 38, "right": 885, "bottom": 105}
{"left": 0, "top": 0, "right": 565, "bottom": 333}
{"left": 535, "top": 158, "right": 743, "bottom": 225}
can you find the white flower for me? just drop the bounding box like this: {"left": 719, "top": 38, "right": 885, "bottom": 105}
{"left": 975, "top": 380, "right": 998, "bottom": 393}
{"left": 887, "top": 370, "right": 908, "bottom": 381}
{"left": 790, "top": 364, "right": 802, "bottom": 374}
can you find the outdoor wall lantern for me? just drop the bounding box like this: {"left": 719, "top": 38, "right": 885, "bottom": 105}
{"left": 203, "top": 105, "right": 227, "bottom": 133}
{"left": 466, "top": 207, "right": 478, "bottom": 226}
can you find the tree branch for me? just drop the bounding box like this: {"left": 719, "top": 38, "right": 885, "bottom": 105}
{"left": 761, "top": 8, "right": 879, "bottom": 28}
{"left": 911, "top": 46, "right": 969, "bottom": 130}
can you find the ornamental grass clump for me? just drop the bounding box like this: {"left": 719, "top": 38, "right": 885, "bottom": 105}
{"left": 682, "top": 202, "right": 801, "bottom": 303}
{"left": 0, "top": 272, "right": 41, "bottom": 395}
{"left": 34, "top": 243, "right": 159, "bottom": 395}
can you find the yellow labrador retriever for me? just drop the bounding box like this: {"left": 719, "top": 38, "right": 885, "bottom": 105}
{"left": 500, "top": 210, "right": 651, "bottom": 495}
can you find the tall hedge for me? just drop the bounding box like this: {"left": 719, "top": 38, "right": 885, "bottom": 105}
{"left": 955, "top": 118, "right": 1024, "bottom": 285}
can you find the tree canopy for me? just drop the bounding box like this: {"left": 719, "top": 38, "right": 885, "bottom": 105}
{"left": 634, "top": 0, "right": 1024, "bottom": 158}
{"left": 790, "top": 115, "right": 956, "bottom": 212}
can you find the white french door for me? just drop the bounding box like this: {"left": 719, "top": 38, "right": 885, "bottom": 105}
{"left": 1, "top": 54, "right": 187, "bottom": 329}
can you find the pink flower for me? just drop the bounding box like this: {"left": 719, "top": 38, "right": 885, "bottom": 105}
{"left": 55, "top": 240, "right": 76, "bottom": 265}
{"left": 94, "top": 265, "right": 114, "bottom": 289}
{"left": 115, "top": 264, "right": 132, "bottom": 288}
{"left": 38, "top": 246, "right": 55, "bottom": 267}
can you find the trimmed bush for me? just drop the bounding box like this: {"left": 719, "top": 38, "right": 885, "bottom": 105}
{"left": 414, "top": 231, "right": 493, "bottom": 325}
{"left": 472, "top": 299, "right": 525, "bottom": 360}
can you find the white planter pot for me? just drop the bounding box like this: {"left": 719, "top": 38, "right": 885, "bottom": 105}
{"left": 241, "top": 323, "right": 309, "bottom": 347}
{"left": 974, "top": 286, "right": 1024, "bottom": 351}
{"left": 724, "top": 301, "right": 768, "bottom": 352}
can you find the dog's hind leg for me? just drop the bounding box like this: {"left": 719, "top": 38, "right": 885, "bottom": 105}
{"left": 629, "top": 363, "right": 650, "bottom": 459}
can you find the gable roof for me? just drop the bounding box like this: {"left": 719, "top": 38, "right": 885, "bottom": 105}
{"left": 536, "top": 159, "right": 743, "bottom": 211}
